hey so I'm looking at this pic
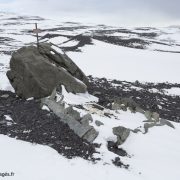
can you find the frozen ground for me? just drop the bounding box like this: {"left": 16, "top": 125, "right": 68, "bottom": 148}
{"left": 0, "top": 12, "right": 180, "bottom": 180}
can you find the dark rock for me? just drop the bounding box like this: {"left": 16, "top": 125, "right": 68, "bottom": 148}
{"left": 160, "top": 119, "right": 175, "bottom": 129}
{"left": 95, "top": 120, "right": 104, "bottom": 126}
{"left": 107, "top": 141, "right": 127, "bottom": 156}
{"left": 112, "top": 157, "right": 129, "bottom": 169}
{"left": 7, "top": 44, "right": 87, "bottom": 99}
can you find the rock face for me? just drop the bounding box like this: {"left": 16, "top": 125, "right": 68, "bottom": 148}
{"left": 7, "top": 44, "right": 88, "bottom": 99}
{"left": 113, "top": 126, "right": 130, "bottom": 145}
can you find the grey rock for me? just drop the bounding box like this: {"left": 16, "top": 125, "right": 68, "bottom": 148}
{"left": 111, "top": 103, "right": 121, "bottom": 110}
{"left": 113, "top": 97, "right": 142, "bottom": 113}
{"left": 152, "top": 112, "right": 160, "bottom": 122}
{"left": 143, "top": 122, "right": 163, "bottom": 134}
{"left": 144, "top": 110, "right": 152, "bottom": 121}
{"left": 92, "top": 91, "right": 101, "bottom": 96}
{"left": 82, "top": 127, "right": 99, "bottom": 143}
{"left": 81, "top": 114, "right": 93, "bottom": 126}
{"left": 112, "top": 103, "right": 127, "bottom": 111}
{"left": 113, "top": 126, "right": 130, "bottom": 145}
{"left": 64, "top": 106, "right": 81, "bottom": 121}
{"left": 1, "top": 94, "right": 9, "bottom": 98}
{"left": 129, "top": 106, "right": 136, "bottom": 113}
{"left": 42, "top": 98, "right": 98, "bottom": 143}
{"left": 95, "top": 120, "right": 104, "bottom": 126}
{"left": 160, "top": 119, "right": 175, "bottom": 129}
{"left": 131, "top": 128, "right": 141, "bottom": 133}
{"left": 7, "top": 44, "right": 87, "bottom": 99}
{"left": 135, "top": 106, "right": 145, "bottom": 114}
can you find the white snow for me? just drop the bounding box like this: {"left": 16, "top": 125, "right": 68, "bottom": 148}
{"left": 61, "top": 86, "right": 98, "bottom": 105}
{"left": 164, "top": 87, "right": 180, "bottom": 96}
{"left": 68, "top": 40, "right": 180, "bottom": 83}
{"left": 0, "top": 107, "right": 180, "bottom": 180}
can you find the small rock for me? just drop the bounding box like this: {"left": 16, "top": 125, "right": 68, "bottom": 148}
{"left": 107, "top": 141, "right": 127, "bottom": 156}
{"left": 92, "top": 91, "right": 101, "bottom": 96}
{"left": 82, "top": 127, "right": 99, "bottom": 143}
{"left": 1, "top": 94, "right": 9, "bottom": 98}
{"left": 144, "top": 110, "right": 152, "bottom": 121}
{"left": 135, "top": 106, "right": 144, "bottom": 114}
{"left": 64, "top": 106, "right": 81, "bottom": 121}
{"left": 113, "top": 126, "right": 130, "bottom": 145}
{"left": 112, "top": 157, "right": 129, "bottom": 169}
{"left": 95, "top": 120, "right": 104, "bottom": 126}
{"left": 152, "top": 112, "right": 160, "bottom": 121}
{"left": 80, "top": 114, "right": 93, "bottom": 126}
{"left": 160, "top": 119, "right": 175, "bottom": 129}
{"left": 129, "top": 106, "right": 136, "bottom": 113}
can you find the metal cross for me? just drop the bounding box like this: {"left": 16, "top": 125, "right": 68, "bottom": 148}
{"left": 33, "top": 23, "right": 42, "bottom": 48}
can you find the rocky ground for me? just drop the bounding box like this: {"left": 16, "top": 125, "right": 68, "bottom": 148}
{"left": 0, "top": 90, "right": 97, "bottom": 160}
{"left": 88, "top": 76, "right": 180, "bottom": 122}
{"left": 0, "top": 74, "right": 179, "bottom": 163}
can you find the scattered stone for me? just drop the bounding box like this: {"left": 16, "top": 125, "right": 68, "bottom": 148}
{"left": 112, "top": 157, "right": 129, "bottom": 169}
{"left": 95, "top": 120, "right": 104, "bottom": 126}
{"left": 131, "top": 128, "right": 142, "bottom": 133}
{"left": 88, "top": 76, "right": 180, "bottom": 123}
{"left": 112, "top": 97, "right": 143, "bottom": 114}
{"left": 113, "top": 126, "right": 130, "bottom": 145}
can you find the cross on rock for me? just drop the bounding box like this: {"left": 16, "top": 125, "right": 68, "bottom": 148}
{"left": 33, "top": 23, "right": 42, "bottom": 48}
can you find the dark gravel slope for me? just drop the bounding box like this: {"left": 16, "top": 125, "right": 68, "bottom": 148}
{"left": 0, "top": 90, "right": 97, "bottom": 160}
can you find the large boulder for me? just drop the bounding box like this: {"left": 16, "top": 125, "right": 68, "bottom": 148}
{"left": 7, "top": 44, "right": 88, "bottom": 99}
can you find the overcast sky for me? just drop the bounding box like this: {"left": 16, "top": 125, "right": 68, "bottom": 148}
{"left": 0, "top": 0, "right": 180, "bottom": 26}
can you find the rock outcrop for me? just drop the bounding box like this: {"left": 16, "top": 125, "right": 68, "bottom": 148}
{"left": 7, "top": 43, "right": 88, "bottom": 99}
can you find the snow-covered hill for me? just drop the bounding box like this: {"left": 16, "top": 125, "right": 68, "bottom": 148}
{"left": 1, "top": 12, "right": 180, "bottom": 83}
{"left": 0, "top": 12, "right": 180, "bottom": 180}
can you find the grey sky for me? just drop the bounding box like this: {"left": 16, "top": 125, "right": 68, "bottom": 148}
{"left": 0, "top": 0, "right": 180, "bottom": 26}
